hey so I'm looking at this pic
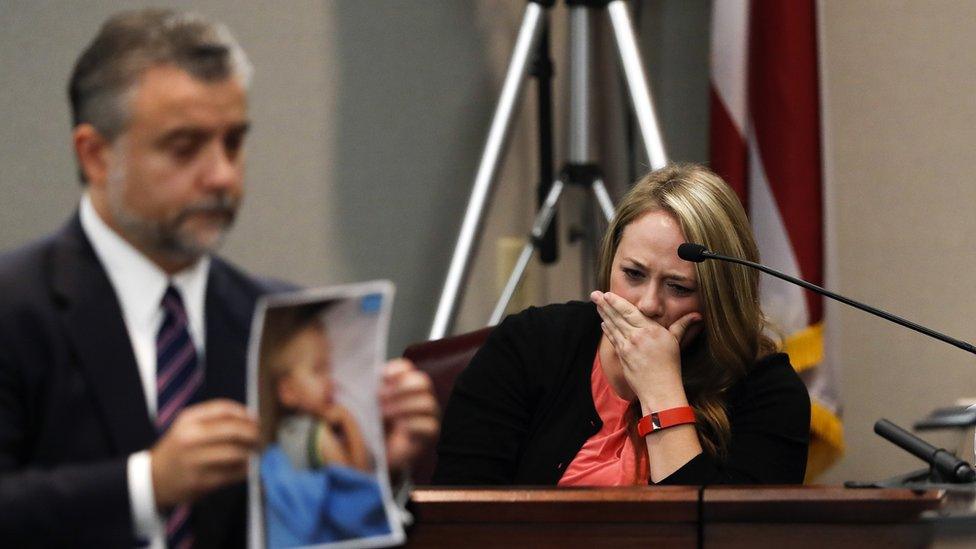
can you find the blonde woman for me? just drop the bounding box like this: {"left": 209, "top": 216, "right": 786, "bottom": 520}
{"left": 434, "top": 164, "right": 810, "bottom": 486}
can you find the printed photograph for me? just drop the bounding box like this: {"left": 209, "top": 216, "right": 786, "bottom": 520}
{"left": 247, "top": 282, "right": 404, "bottom": 549}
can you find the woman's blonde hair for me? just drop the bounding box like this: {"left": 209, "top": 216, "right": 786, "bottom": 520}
{"left": 257, "top": 302, "right": 333, "bottom": 447}
{"left": 598, "top": 164, "right": 775, "bottom": 458}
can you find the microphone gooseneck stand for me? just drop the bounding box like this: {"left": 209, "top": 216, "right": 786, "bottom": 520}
{"left": 676, "top": 243, "right": 976, "bottom": 355}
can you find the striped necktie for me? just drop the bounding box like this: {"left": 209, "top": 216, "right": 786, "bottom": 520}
{"left": 156, "top": 286, "right": 202, "bottom": 548}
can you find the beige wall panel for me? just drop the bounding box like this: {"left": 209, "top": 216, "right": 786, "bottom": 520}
{"left": 819, "top": 0, "right": 976, "bottom": 483}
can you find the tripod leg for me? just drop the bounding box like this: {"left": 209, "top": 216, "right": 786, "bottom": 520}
{"left": 430, "top": 3, "right": 548, "bottom": 340}
{"left": 490, "top": 180, "right": 566, "bottom": 325}
{"left": 568, "top": 5, "right": 592, "bottom": 164}
{"left": 606, "top": 0, "right": 668, "bottom": 169}
{"left": 591, "top": 178, "right": 615, "bottom": 222}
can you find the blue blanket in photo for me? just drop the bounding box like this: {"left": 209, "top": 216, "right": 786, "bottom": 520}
{"left": 261, "top": 445, "right": 392, "bottom": 547}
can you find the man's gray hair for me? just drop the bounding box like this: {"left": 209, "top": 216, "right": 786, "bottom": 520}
{"left": 68, "top": 8, "right": 252, "bottom": 145}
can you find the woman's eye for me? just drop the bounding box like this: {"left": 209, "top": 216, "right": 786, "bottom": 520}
{"left": 623, "top": 268, "right": 643, "bottom": 280}
{"left": 668, "top": 283, "right": 693, "bottom": 296}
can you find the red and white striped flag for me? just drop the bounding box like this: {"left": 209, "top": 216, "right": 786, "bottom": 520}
{"left": 709, "top": 0, "right": 842, "bottom": 479}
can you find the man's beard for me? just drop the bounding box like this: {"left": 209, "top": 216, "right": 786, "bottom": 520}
{"left": 106, "top": 159, "right": 239, "bottom": 264}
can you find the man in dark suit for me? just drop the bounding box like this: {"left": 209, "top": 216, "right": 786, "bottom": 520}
{"left": 0, "top": 9, "right": 438, "bottom": 547}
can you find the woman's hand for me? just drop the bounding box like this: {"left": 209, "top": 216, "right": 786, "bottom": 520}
{"left": 591, "top": 290, "right": 701, "bottom": 412}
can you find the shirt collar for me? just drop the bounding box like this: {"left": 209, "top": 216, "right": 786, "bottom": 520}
{"left": 79, "top": 194, "right": 210, "bottom": 338}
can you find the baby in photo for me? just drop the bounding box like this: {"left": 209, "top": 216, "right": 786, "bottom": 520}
{"left": 257, "top": 302, "right": 391, "bottom": 547}
{"left": 262, "top": 303, "right": 373, "bottom": 473}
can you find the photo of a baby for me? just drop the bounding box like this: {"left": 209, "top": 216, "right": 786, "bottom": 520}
{"left": 248, "top": 283, "right": 403, "bottom": 549}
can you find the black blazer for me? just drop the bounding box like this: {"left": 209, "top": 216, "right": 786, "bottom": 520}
{"left": 434, "top": 301, "right": 811, "bottom": 486}
{"left": 0, "top": 215, "right": 266, "bottom": 547}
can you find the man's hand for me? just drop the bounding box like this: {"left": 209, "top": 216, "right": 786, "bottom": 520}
{"left": 150, "top": 399, "right": 258, "bottom": 509}
{"left": 380, "top": 359, "right": 439, "bottom": 474}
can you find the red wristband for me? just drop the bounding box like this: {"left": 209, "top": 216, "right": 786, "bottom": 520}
{"left": 637, "top": 406, "right": 696, "bottom": 437}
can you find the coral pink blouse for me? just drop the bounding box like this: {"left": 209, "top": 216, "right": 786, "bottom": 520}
{"left": 558, "top": 352, "right": 648, "bottom": 486}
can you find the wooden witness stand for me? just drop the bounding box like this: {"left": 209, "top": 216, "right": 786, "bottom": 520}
{"left": 406, "top": 486, "right": 943, "bottom": 548}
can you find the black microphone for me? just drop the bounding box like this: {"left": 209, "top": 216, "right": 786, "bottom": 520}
{"left": 875, "top": 419, "right": 976, "bottom": 483}
{"left": 677, "top": 243, "right": 710, "bottom": 263}
{"left": 676, "top": 242, "right": 976, "bottom": 355}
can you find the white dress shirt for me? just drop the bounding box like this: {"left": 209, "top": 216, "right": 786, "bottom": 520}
{"left": 79, "top": 195, "right": 210, "bottom": 548}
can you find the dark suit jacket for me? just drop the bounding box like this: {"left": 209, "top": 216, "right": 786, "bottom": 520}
{"left": 0, "top": 214, "right": 268, "bottom": 547}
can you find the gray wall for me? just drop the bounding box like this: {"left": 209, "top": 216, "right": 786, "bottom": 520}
{"left": 0, "top": 1, "right": 502, "bottom": 356}
{"left": 329, "top": 3, "right": 494, "bottom": 351}
{"left": 0, "top": 0, "right": 707, "bottom": 355}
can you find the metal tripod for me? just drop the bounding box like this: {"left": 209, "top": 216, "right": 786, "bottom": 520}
{"left": 429, "top": 0, "right": 668, "bottom": 340}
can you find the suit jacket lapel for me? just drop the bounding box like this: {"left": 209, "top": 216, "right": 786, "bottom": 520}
{"left": 199, "top": 260, "right": 253, "bottom": 405}
{"left": 49, "top": 215, "right": 156, "bottom": 454}
{"left": 194, "top": 259, "right": 258, "bottom": 547}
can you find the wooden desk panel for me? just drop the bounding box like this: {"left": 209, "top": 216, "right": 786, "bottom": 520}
{"left": 407, "top": 523, "right": 697, "bottom": 548}
{"left": 705, "top": 523, "right": 933, "bottom": 549}
{"left": 704, "top": 485, "right": 941, "bottom": 522}
{"left": 408, "top": 486, "right": 943, "bottom": 548}
{"left": 409, "top": 487, "right": 699, "bottom": 547}
{"left": 410, "top": 486, "right": 699, "bottom": 522}
{"left": 703, "top": 486, "right": 940, "bottom": 548}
